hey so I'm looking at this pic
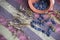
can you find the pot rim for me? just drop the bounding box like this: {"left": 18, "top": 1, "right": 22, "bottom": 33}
{"left": 28, "top": 0, "right": 55, "bottom": 14}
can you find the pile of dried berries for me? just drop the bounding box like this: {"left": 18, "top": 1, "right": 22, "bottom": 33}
{"left": 33, "top": 0, "right": 49, "bottom": 10}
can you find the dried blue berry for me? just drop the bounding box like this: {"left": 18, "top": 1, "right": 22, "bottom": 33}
{"left": 42, "top": 30, "right": 45, "bottom": 33}
{"left": 33, "top": 0, "right": 49, "bottom": 10}
{"left": 51, "top": 19, "right": 56, "bottom": 25}
{"left": 33, "top": 3, "right": 39, "bottom": 9}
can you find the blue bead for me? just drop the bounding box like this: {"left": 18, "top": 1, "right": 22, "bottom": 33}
{"left": 51, "top": 19, "right": 56, "bottom": 25}
{"left": 46, "top": 26, "right": 53, "bottom": 36}
{"left": 31, "top": 22, "right": 35, "bottom": 28}
{"left": 36, "top": 20, "right": 41, "bottom": 24}
{"left": 46, "top": 33, "right": 50, "bottom": 36}
{"left": 33, "top": 20, "right": 38, "bottom": 23}
{"left": 37, "top": 28, "right": 42, "bottom": 31}
{"left": 46, "top": 31, "right": 50, "bottom": 36}
{"left": 39, "top": 16, "right": 44, "bottom": 20}
{"left": 37, "top": 7, "right": 40, "bottom": 10}
{"left": 41, "top": 1, "right": 45, "bottom": 4}
{"left": 42, "top": 30, "right": 45, "bottom": 33}
{"left": 38, "top": 28, "right": 41, "bottom": 30}
{"left": 41, "top": 23, "right": 46, "bottom": 27}
{"left": 39, "top": 7, "right": 41, "bottom": 10}
{"left": 15, "top": 19, "right": 20, "bottom": 23}
{"left": 37, "top": 18, "right": 42, "bottom": 20}
{"left": 43, "top": 4, "right": 47, "bottom": 9}
{"left": 44, "top": 18, "right": 50, "bottom": 22}
{"left": 33, "top": 3, "right": 39, "bottom": 9}
{"left": 32, "top": 20, "right": 36, "bottom": 23}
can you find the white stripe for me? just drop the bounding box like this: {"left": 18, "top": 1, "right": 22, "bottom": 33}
{"left": 27, "top": 25, "right": 55, "bottom": 40}
{"left": 0, "top": 24, "right": 19, "bottom": 40}
{"left": 0, "top": 1, "right": 20, "bottom": 17}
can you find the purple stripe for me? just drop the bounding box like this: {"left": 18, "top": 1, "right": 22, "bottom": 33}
{"left": 16, "top": 0, "right": 29, "bottom": 9}
{"left": 51, "top": 32, "right": 60, "bottom": 40}
{"left": 0, "top": 6, "right": 14, "bottom": 20}
{"left": 0, "top": 34, "right": 7, "bottom": 40}
{"left": 54, "top": 2, "right": 60, "bottom": 11}
{"left": 21, "top": 27, "right": 42, "bottom": 40}
{"left": 6, "top": 0, "right": 20, "bottom": 10}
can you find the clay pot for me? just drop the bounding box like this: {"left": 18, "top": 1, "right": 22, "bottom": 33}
{"left": 28, "top": 0, "right": 54, "bottom": 14}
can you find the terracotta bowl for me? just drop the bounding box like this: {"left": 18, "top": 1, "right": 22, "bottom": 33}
{"left": 28, "top": 0, "right": 54, "bottom": 14}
